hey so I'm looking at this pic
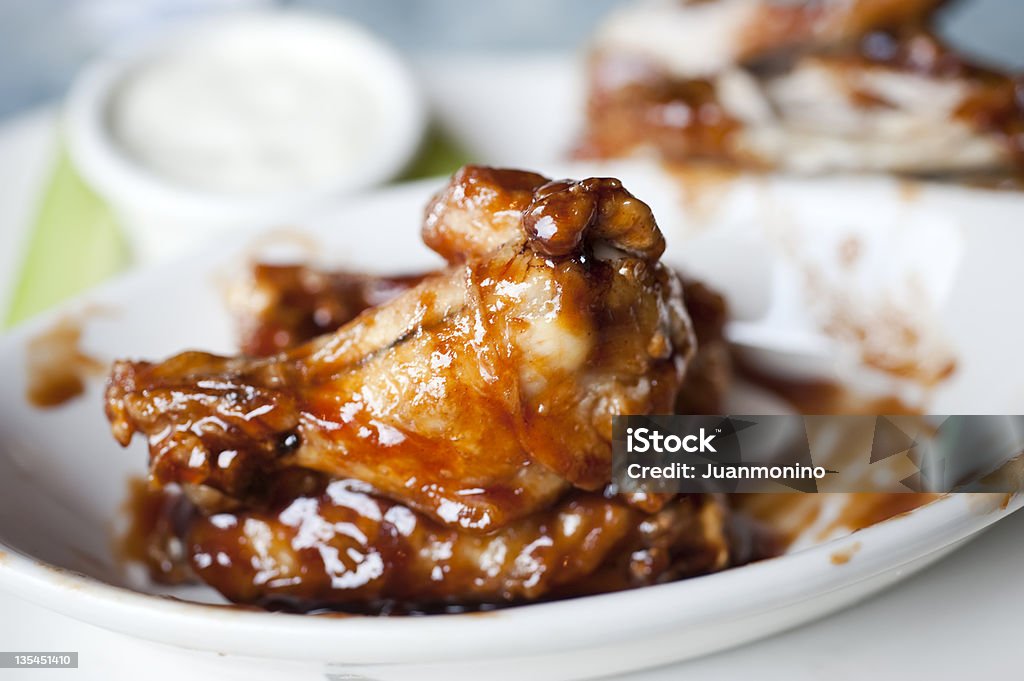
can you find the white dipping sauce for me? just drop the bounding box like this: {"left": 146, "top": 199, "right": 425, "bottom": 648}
{"left": 109, "top": 18, "right": 387, "bottom": 194}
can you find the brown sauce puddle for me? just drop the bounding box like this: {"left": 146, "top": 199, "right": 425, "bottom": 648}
{"left": 737, "top": 357, "right": 922, "bottom": 416}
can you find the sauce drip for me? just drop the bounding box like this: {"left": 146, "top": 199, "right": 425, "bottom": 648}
{"left": 116, "top": 478, "right": 194, "bottom": 585}
{"left": 26, "top": 316, "right": 105, "bottom": 408}
{"left": 830, "top": 541, "right": 862, "bottom": 565}
{"left": 735, "top": 357, "right": 920, "bottom": 415}
{"left": 732, "top": 360, "right": 941, "bottom": 547}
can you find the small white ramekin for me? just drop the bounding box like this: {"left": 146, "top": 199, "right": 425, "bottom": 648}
{"left": 65, "top": 10, "right": 426, "bottom": 263}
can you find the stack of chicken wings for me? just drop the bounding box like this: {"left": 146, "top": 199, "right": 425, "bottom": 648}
{"left": 105, "top": 167, "right": 758, "bottom": 613}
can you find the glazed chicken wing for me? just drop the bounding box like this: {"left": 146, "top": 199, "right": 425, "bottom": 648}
{"left": 593, "top": 0, "right": 948, "bottom": 80}
{"left": 229, "top": 169, "right": 731, "bottom": 415}
{"left": 230, "top": 265, "right": 731, "bottom": 415}
{"left": 106, "top": 168, "right": 695, "bottom": 532}
{"left": 583, "top": 0, "right": 1024, "bottom": 177}
{"left": 183, "top": 474, "right": 730, "bottom": 611}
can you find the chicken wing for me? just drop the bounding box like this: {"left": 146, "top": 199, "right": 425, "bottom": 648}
{"left": 229, "top": 264, "right": 731, "bottom": 416}
{"left": 106, "top": 168, "right": 695, "bottom": 532}
{"left": 592, "top": 0, "right": 947, "bottom": 80}
{"left": 582, "top": 0, "right": 1024, "bottom": 177}
{"left": 182, "top": 473, "right": 730, "bottom": 611}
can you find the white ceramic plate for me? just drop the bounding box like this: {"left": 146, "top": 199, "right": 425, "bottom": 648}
{"left": 0, "top": 163, "right": 1021, "bottom": 680}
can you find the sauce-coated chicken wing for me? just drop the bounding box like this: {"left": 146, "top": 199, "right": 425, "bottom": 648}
{"left": 184, "top": 475, "right": 730, "bottom": 611}
{"left": 582, "top": 0, "right": 1024, "bottom": 177}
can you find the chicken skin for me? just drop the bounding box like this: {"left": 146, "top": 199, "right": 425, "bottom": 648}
{"left": 106, "top": 168, "right": 695, "bottom": 532}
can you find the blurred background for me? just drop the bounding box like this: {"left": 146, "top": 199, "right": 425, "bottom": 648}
{"left": 1, "top": 0, "right": 1024, "bottom": 327}
{"left": 1, "top": 0, "right": 1024, "bottom": 121}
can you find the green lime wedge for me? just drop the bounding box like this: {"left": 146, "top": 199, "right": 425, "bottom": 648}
{"left": 4, "top": 145, "right": 128, "bottom": 328}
